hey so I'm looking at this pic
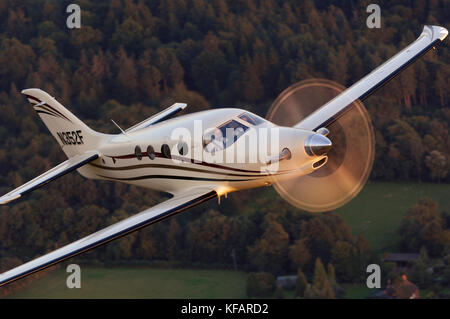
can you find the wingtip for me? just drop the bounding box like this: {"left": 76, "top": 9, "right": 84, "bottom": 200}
{"left": 440, "top": 27, "right": 449, "bottom": 40}
{"left": 423, "top": 25, "right": 448, "bottom": 41}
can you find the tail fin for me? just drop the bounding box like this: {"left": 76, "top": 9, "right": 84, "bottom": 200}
{"left": 22, "top": 88, "right": 110, "bottom": 157}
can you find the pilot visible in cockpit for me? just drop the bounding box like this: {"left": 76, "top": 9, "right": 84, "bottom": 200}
{"left": 204, "top": 127, "right": 225, "bottom": 154}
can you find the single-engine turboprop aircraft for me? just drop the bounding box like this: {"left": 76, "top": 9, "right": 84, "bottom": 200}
{"left": 0, "top": 25, "right": 447, "bottom": 286}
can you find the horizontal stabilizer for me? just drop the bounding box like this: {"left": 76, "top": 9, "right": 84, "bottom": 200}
{"left": 0, "top": 152, "right": 99, "bottom": 205}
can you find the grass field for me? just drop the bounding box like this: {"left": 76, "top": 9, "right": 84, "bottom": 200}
{"left": 7, "top": 267, "right": 247, "bottom": 299}
{"left": 260, "top": 181, "right": 450, "bottom": 252}
{"left": 334, "top": 182, "right": 450, "bottom": 252}
{"left": 341, "top": 284, "right": 372, "bottom": 299}
{"left": 2, "top": 268, "right": 380, "bottom": 299}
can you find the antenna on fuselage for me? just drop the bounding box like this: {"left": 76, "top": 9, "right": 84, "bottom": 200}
{"left": 110, "top": 119, "right": 130, "bottom": 138}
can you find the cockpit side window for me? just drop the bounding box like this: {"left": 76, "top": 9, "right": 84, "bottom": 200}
{"left": 219, "top": 119, "right": 249, "bottom": 147}
{"left": 238, "top": 112, "right": 265, "bottom": 126}
{"left": 204, "top": 119, "right": 249, "bottom": 153}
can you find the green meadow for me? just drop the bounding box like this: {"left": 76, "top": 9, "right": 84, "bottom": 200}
{"left": 335, "top": 182, "right": 450, "bottom": 252}
{"left": 7, "top": 268, "right": 247, "bottom": 299}
{"left": 260, "top": 181, "right": 450, "bottom": 252}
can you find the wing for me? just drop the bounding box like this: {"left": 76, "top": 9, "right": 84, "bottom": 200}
{"left": 125, "top": 102, "right": 187, "bottom": 133}
{"left": 0, "top": 187, "right": 216, "bottom": 287}
{"left": 0, "top": 151, "right": 100, "bottom": 205}
{"left": 296, "top": 25, "right": 448, "bottom": 131}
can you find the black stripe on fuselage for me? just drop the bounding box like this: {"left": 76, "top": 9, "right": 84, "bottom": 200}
{"left": 96, "top": 173, "right": 254, "bottom": 182}
{"left": 0, "top": 190, "right": 217, "bottom": 287}
{"left": 88, "top": 162, "right": 269, "bottom": 178}
{"left": 104, "top": 152, "right": 279, "bottom": 174}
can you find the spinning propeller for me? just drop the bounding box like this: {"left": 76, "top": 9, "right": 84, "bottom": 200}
{"left": 267, "top": 79, "right": 375, "bottom": 212}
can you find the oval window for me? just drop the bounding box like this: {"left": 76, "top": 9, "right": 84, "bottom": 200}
{"left": 161, "top": 144, "right": 171, "bottom": 159}
{"left": 147, "top": 145, "right": 155, "bottom": 160}
{"left": 177, "top": 141, "right": 188, "bottom": 156}
{"left": 135, "top": 145, "right": 142, "bottom": 160}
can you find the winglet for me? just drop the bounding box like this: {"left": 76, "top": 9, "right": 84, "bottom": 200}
{"left": 422, "top": 25, "right": 448, "bottom": 42}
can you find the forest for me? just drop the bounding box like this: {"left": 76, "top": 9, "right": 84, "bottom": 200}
{"left": 0, "top": 0, "right": 448, "bottom": 297}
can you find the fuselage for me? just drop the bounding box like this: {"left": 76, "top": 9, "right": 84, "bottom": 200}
{"left": 77, "top": 108, "right": 328, "bottom": 196}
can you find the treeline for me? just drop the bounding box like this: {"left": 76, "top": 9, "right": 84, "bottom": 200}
{"left": 0, "top": 0, "right": 448, "bottom": 182}
{"left": 399, "top": 198, "right": 450, "bottom": 257}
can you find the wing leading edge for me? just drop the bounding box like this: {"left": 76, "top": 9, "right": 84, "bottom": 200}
{"left": 0, "top": 151, "right": 100, "bottom": 205}
{"left": 296, "top": 25, "right": 448, "bottom": 131}
{"left": 0, "top": 187, "right": 217, "bottom": 287}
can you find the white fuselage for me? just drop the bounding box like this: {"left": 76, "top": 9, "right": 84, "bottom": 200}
{"left": 77, "top": 108, "right": 326, "bottom": 196}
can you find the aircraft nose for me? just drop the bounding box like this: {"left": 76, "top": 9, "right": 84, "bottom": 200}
{"left": 304, "top": 133, "right": 332, "bottom": 156}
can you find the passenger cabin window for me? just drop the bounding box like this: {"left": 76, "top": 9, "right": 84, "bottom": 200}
{"left": 161, "top": 144, "right": 171, "bottom": 158}
{"left": 204, "top": 119, "right": 249, "bottom": 153}
{"left": 147, "top": 145, "right": 155, "bottom": 160}
{"left": 177, "top": 141, "right": 188, "bottom": 156}
{"left": 238, "top": 112, "right": 265, "bottom": 126}
{"left": 135, "top": 145, "right": 143, "bottom": 160}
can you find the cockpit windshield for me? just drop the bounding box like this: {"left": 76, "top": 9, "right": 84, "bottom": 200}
{"left": 238, "top": 112, "right": 266, "bottom": 126}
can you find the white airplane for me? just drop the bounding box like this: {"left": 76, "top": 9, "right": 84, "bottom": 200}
{"left": 0, "top": 25, "right": 447, "bottom": 287}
